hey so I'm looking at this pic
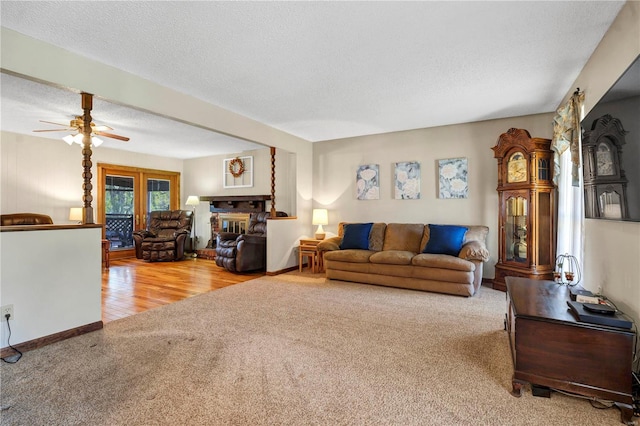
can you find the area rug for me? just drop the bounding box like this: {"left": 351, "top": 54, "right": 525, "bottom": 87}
{"left": 0, "top": 273, "right": 623, "bottom": 425}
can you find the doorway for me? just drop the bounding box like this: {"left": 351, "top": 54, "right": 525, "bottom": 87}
{"left": 97, "top": 163, "right": 180, "bottom": 260}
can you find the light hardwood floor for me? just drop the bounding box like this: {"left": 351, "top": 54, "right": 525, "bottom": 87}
{"left": 101, "top": 257, "right": 264, "bottom": 323}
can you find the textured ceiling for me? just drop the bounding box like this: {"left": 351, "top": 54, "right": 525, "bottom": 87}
{"left": 0, "top": 1, "right": 627, "bottom": 159}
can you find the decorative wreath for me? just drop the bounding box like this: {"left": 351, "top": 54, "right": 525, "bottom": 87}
{"left": 229, "top": 157, "right": 245, "bottom": 178}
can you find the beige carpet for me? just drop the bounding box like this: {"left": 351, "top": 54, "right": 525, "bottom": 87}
{"left": 0, "top": 273, "right": 624, "bottom": 425}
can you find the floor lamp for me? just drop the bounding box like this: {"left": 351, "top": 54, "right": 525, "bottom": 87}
{"left": 186, "top": 195, "right": 200, "bottom": 257}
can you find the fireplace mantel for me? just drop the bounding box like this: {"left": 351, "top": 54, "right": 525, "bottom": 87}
{"left": 201, "top": 195, "right": 271, "bottom": 213}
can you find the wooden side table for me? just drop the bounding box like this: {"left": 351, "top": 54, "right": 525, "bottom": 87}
{"left": 299, "top": 239, "right": 323, "bottom": 273}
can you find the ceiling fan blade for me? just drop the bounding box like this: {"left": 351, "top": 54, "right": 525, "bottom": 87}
{"left": 94, "top": 130, "right": 130, "bottom": 141}
{"left": 93, "top": 124, "right": 113, "bottom": 131}
{"left": 33, "top": 128, "right": 75, "bottom": 132}
{"left": 39, "top": 120, "right": 71, "bottom": 127}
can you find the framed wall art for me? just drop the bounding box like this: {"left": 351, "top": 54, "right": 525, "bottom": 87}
{"left": 438, "top": 158, "right": 468, "bottom": 199}
{"left": 223, "top": 156, "right": 253, "bottom": 188}
{"left": 394, "top": 161, "right": 420, "bottom": 199}
{"left": 356, "top": 164, "right": 380, "bottom": 200}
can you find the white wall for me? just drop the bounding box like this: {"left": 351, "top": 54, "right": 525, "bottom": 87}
{"left": 313, "top": 113, "right": 554, "bottom": 279}
{"left": 0, "top": 226, "right": 102, "bottom": 345}
{"left": 565, "top": 1, "right": 640, "bottom": 325}
{"left": 1, "top": 131, "right": 183, "bottom": 223}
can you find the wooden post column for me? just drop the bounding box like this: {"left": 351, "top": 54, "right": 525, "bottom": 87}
{"left": 81, "top": 92, "right": 94, "bottom": 224}
{"left": 270, "top": 146, "right": 276, "bottom": 218}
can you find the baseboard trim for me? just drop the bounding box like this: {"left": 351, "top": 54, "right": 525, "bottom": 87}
{"left": 0, "top": 320, "right": 103, "bottom": 358}
{"left": 481, "top": 278, "right": 494, "bottom": 288}
{"left": 266, "top": 265, "right": 300, "bottom": 276}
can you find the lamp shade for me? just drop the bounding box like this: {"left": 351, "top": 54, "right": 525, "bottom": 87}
{"left": 312, "top": 208, "right": 328, "bottom": 225}
{"left": 312, "top": 208, "right": 328, "bottom": 240}
{"left": 186, "top": 195, "right": 200, "bottom": 206}
{"left": 69, "top": 207, "right": 83, "bottom": 222}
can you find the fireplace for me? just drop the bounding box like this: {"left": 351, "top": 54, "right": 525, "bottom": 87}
{"left": 200, "top": 195, "right": 271, "bottom": 249}
{"left": 218, "top": 213, "right": 251, "bottom": 234}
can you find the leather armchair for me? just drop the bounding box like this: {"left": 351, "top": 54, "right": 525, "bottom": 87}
{"left": 215, "top": 211, "right": 287, "bottom": 272}
{"left": 133, "top": 210, "right": 193, "bottom": 261}
{"left": 1, "top": 213, "right": 53, "bottom": 226}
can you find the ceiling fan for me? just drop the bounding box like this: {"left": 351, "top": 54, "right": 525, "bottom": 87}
{"left": 32, "top": 92, "right": 130, "bottom": 144}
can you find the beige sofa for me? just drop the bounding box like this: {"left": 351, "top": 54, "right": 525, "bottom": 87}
{"left": 318, "top": 222, "right": 490, "bottom": 297}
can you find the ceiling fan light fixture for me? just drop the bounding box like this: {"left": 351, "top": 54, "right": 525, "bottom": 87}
{"left": 62, "top": 133, "right": 102, "bottom": 147}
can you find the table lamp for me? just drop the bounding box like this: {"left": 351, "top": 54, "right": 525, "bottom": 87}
{"left": 69, "top": 207, "right": 83, "bottom": 224}
{"left": 312, "top": 208, "right": 328, "bottom": 240}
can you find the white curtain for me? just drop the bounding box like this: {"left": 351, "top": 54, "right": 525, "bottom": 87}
{"left": 552, "top": 91, "right": 585, "bottom": 271}
{"left": 555, "top": 148, "right": 584, "bottom": 266}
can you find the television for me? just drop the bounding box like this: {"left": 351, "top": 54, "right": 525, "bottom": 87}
{"left": 581, "top": 55, "right": 640, "bottom": 222}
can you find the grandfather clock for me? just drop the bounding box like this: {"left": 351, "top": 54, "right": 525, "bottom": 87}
{"left": 492, "top": 128, "right": 556, "bottom": 291}
{"left": 582, "top": 114, "right": 629, "bottom": 220}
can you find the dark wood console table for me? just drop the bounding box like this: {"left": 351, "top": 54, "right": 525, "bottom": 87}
{"left": 505, "top": 277, "right": 635, "bottom": 425}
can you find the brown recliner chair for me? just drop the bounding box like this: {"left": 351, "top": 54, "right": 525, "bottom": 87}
{"left": 133, "top": 210, "right": 193, "bottom": 262}
{"left": 216, "top": 211, "right": 287, "bottom": 272}
{"left": 1, "top": 213, "right": 53, "bottom": 226}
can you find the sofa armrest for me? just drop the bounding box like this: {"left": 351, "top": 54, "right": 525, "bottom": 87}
{"left": 318, "top": 236, "right": 342, "bottom": 252}
{"left": 458, "top": 241, "right": 490, "bottom": 262}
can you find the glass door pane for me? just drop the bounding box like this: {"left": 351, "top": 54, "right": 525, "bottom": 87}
{"left": 145, "top": 178, "right": 171, "bottom": 229}
{"left": 147, "top": 178, "right": 171, "bottom": 211}
{"left": 105, "top": 175, "right": 135, "bottom": 250}
{"left": 505, "top": 196, "right": 528, "bottom": 263}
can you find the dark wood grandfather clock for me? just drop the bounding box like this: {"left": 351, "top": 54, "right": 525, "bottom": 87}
{"left": 492, "top": 128, "right": 556, "bottom": 291}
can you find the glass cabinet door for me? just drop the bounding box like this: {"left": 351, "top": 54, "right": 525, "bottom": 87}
{"left": 505, "top": 196, "right": 528, "bottom": 263}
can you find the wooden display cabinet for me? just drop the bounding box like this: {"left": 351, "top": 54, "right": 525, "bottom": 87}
{"left": 492, "top": 128, "right": 556, "bottom": 291}
{"left": 506, "top": 277, "right": 635, "bottom": 425}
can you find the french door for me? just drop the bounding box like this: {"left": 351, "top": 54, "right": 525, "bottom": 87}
{"left": 98, "top": 163, "right": 180, "bottom": 259}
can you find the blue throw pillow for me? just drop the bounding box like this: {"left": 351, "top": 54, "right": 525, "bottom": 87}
{"left": 340, "top": 223, "right": 373, "bottom": 250}
{"left": 423, "top": 224, "right": 468, "bottom": 256}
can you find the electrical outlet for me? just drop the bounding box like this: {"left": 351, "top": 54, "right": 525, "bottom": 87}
{"left": 596, "top": 285, "right": 603, "bottom": 295}
{"left": 1, "top": 304, "right": 14, "bottom": 321}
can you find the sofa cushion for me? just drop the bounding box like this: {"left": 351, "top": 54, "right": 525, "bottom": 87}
{"left": 368, "top": 223, "right": 387, "bottom": 251}
{"left": 324, "top": 249, "right": 375, "bottom": 263}
{"left": 412, "top": 253, "right": 475, "bottom": 272}
{"left": 338, "top": 222, "right": 386, "bottom": 251}
{"left": 369, "top": 250, "right": 414, "bottom": 265}
{"left": 423, "top": 224, "right": 468, "bottom": 256}
{"left": 340, "top": 223, "right": 373, "bottom": 250}
{"left": 382, "top": 223, "right": 425, "bottom": 253}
